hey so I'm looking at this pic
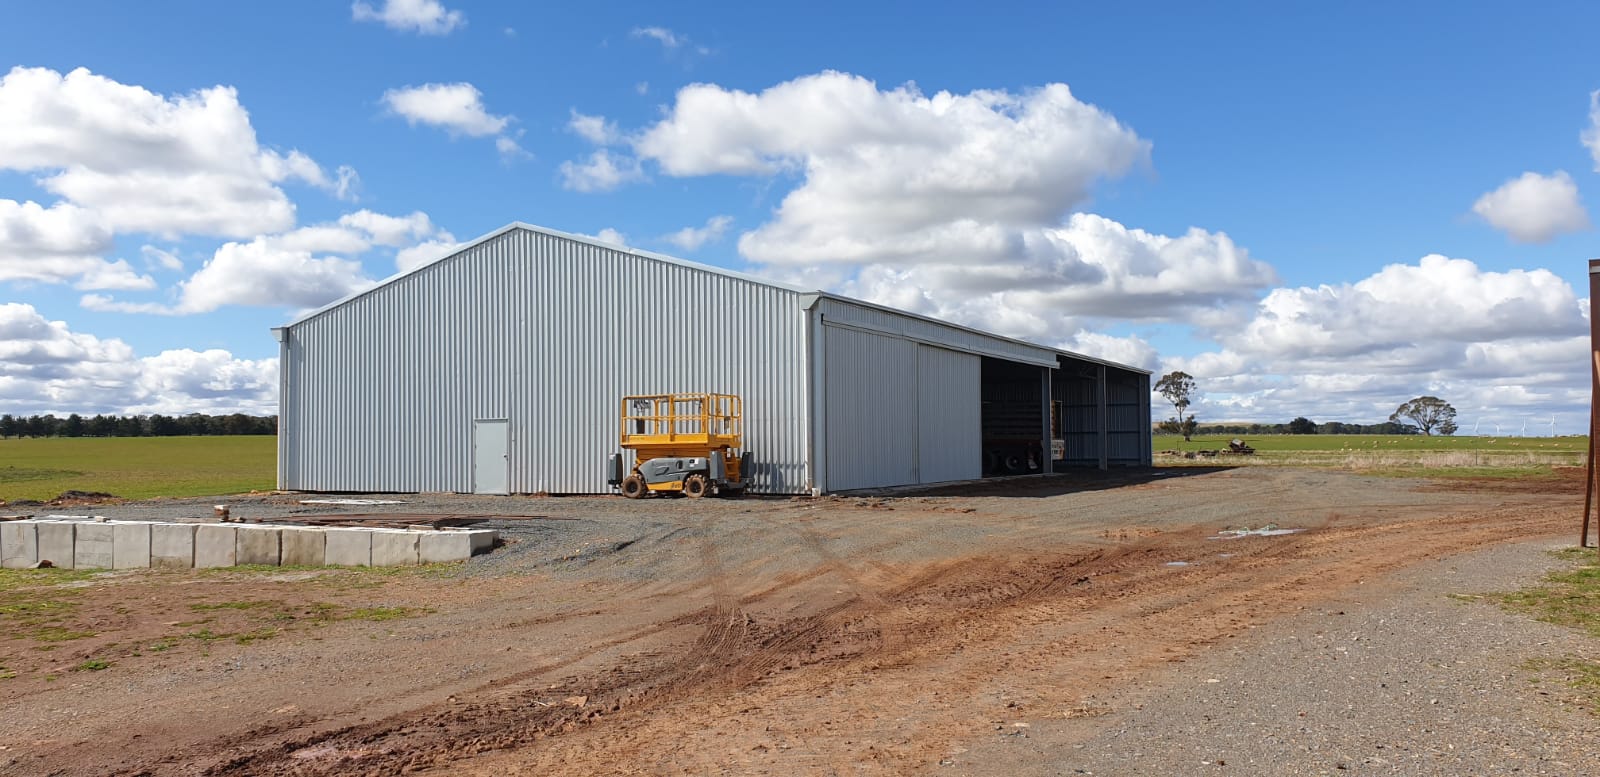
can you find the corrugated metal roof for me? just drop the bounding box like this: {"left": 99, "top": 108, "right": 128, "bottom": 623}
{"left": 278, "top": 222, "right": 1150, "bottom": 376}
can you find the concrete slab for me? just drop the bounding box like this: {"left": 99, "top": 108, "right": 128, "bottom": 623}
{"left": 2, "top": 521, "right": 39, "bottom": 569}
{"left": 235, "top": 525, "right": 281, "bottom": 566}
{"left": 418, "top": 530, "right": 471, "bottom": 563}
{"left": 74, "top": 522, "right": 115, "bottom": 569}
{"left": 323, "top": 528, "right": 371, "bottom": 567}
{"left": 150, "top": 524, "right": 196, "bottom": 569}
{"left": 279, "top": 526, "right": 326, "bottom": 567}
{"left": 371, "top": 529, "right": 419, "bottom": 567}
{"left": 112, "top": 521, "right": 152, "bottom": 569}
{"left": 194, "top": 524, "right": 237, "bottom": 568}
{"left": 36, "top": 521, "right": 76, "bottom": 569}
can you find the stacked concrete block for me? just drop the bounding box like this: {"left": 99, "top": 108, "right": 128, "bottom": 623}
{"left": 323, "top": 528, "right": 372, "bottom": 567}
{"left": 370, "top": 529, "right": 419, "bottom": 566}
{"left": 2, "top": 521, "right": 38, "bottom": 568}
{"left": 194, "top": 524, "right": 237, "bottom": 568}
{"left": 235, "top": 525, "right": 282, "bottom": 566}
{"left": 279, "top": 526, "right": 326, "bottom": 566}
{"left": 418, "top": 530, "right": 472, "bottom": 563}
{"left": 74, "top": 522, "right": 115, "bottom": 569}
{"left": 466, "top": 529, "right": 496, "bottom": 555}
{"left": 112, "top": 521, "right": 152, "bottom": 569}
{"left": 417, "top": 529, "right": 497, "bottom": 563}
{"left": 0, "top": 519, "right": 495, "bottom": 570}
{"left": 36, "top": 521, "right": 76, "bottom": 569}
{"left": 150, "top": 524, "right": 196, "bottom": 568}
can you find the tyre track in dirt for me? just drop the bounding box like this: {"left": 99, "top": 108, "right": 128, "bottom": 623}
{"left": 433, "top": 502, "right": 1577, "bottom": 775}
{"left": 106, "top": 490, "right": 1575, "bottom": 776}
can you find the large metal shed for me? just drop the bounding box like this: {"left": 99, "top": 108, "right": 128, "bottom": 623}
{"left": 274, "top": 223, "right": 1152, "bottom": 495}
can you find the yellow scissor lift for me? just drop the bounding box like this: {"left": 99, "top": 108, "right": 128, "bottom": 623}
{"left": 607, "top": 393, "right": 749, "bottom": 498}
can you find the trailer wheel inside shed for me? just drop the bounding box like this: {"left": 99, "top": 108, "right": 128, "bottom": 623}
{"left": 980, "top": 357, "right": 1046, "bottom": 477}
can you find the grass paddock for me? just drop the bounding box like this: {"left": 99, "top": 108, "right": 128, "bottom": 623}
{"left": 1155, "top": 434, "right": 1586, "bottom": 478}
{"left": 0, "top": 436, "right": 275, "bottom": 502}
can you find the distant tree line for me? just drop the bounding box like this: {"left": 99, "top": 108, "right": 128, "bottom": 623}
{"left": 0, "top": 413, "right": 277, "bottom": 438}
{"left": 1160, "top": 420, "right": 1419, "bottom": 436}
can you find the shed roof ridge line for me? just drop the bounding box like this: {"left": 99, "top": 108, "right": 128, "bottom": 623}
{"left": 276, "top": 221, "right": 1148, "bottom": 375}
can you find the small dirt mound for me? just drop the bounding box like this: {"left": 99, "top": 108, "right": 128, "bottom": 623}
{"left": 51, "top": 490, "right": 121, "bottom": 505}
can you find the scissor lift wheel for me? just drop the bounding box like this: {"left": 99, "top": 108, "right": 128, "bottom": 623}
{"left": 682, "top": 473, "right": 710, "bottom": 498}
{"left": 620, "top": 474, "right": 648, "bottom": 499}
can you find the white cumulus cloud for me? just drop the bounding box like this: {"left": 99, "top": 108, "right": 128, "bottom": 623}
{"left": 174, "top": 238, "right": 375, "bottom": 314}
{"left": 383, "top": 82, "right": 510, "bottom": 136}
{"left": 628, "top": 72, "right": 1149, "bottom": 268}
{"left": 0, "top": 199, "right": 119, "bottom": 286}
{"left": 382, "top": 82, "right": 525, "bottom": 158}
{"left": 663, "top": 215, "right": 733, "bottom": 251}
{"left": 560, "top": 149, "right": 645, "bottom": 192}
{"left": 631, "top": 26, "right": 685, "bottom": 49}
{"left": 394, "top": 237, "right": 463, "bottom": 272}
{"left": 1168, "top": 255, "right": 1589, "bottom": 429}
{"left": 0, "top": 303, "right": 278, "bottom": 416}
{"left": 81, "top": 209, "right": 454, "bottom": 313}
{"left": 585, "top": 228, "right": 628, "bottom": 246}
{"left": 0, "top": 66, "right": 343, "bottom": 239}
{"left": 813, "top": 213, "right": 1276, "bottom": 344}
{"left": 569, "top": 110, "right": 623, "bottom": 145}
{"left": 1471, "top": 171, "right": 1589, "bottom": 243}
{"left": 352, "top": 0, "right": 464, "bottom": 35}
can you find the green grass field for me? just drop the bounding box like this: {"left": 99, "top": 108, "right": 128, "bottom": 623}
{"left": 1154, "top": 433, "right": 1587, "bottom": 478}
{"left": 0, "top": 437, "right": 276, "bottom": 502}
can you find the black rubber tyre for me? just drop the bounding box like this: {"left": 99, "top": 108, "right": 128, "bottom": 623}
{"left": 1002, "top": 452, "right": 1025, "bottom": 474}
{"left": 682, "top": 474, "right": 710, "bottom": 498}
{"left": 620, "top": 474, "right": 648, "bottom": 499}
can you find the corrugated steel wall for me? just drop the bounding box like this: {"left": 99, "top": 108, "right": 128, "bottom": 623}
{"left": 821, "top": 330, "right": 983, "bottom": 490}
{"left": 1053, "top": 366, "right": 1101, "bottom": 465}
{"left": 916, "top": 345, "right": 982, "bottom": 483}
{"left": 1106, "top": 370, "right": 1146, "bottom": 464}
{"left": 823, "top": 325, "right": 917, "bottom": 490}
{"left": 280, "top": 228, "right": 811, "bottom": 494}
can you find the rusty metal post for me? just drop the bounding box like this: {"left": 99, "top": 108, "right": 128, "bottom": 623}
{"left": 1587, "top": 260, "right": 1600, "bottom": 549}
{"left": 1585, "top": 391, "right": 1595, "bottom": 548}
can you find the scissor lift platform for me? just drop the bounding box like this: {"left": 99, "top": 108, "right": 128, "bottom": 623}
{"left": 610, "top": 393, "right": 747, "bottom": 498}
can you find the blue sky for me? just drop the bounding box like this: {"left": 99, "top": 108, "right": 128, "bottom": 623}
{"left": 2, "top": 1, "right": 1598, "bottom": 432}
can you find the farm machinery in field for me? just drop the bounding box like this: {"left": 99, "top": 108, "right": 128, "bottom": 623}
{"left": 606, "top": 393, "right": 750, "bottom": 498}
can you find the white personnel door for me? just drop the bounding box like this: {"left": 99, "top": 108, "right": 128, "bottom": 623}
{"left": 472, "top": 419, "right": 510, "bottom": 495}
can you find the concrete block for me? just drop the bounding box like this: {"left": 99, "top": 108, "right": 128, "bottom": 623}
{"left": 371, "top": 529, "right": 419, "bottom": 567}
{"left": 2, "top": 521, "right": 39, "bottom": 569}
{"left": 466, "top": 529, "right": 497, "bottom": 555}
{"left": 36, "top": 521, "right": 76, "bottom": 569}
{"left": 112, "top": 521, "right": 152, "bottom": 569}
{"left": 418, "top": 530, "right": 471, "bottom": 563}
{"left": 279, "top": 526, "right": 326, "bottom": 567}
{"left": 150, "top": 524, "right": 196, "bottom": 568}
{"left": 74, "top": 522, "right": 115, "bottom": 569}
{"left": 323, "top": 528, "right": 371, "bottom": 567}
{"left": 235, "top": 525, "right": 281, "bottom": 566}
{"left": 194, "top": 524, "right": 237, "bottom": 568}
